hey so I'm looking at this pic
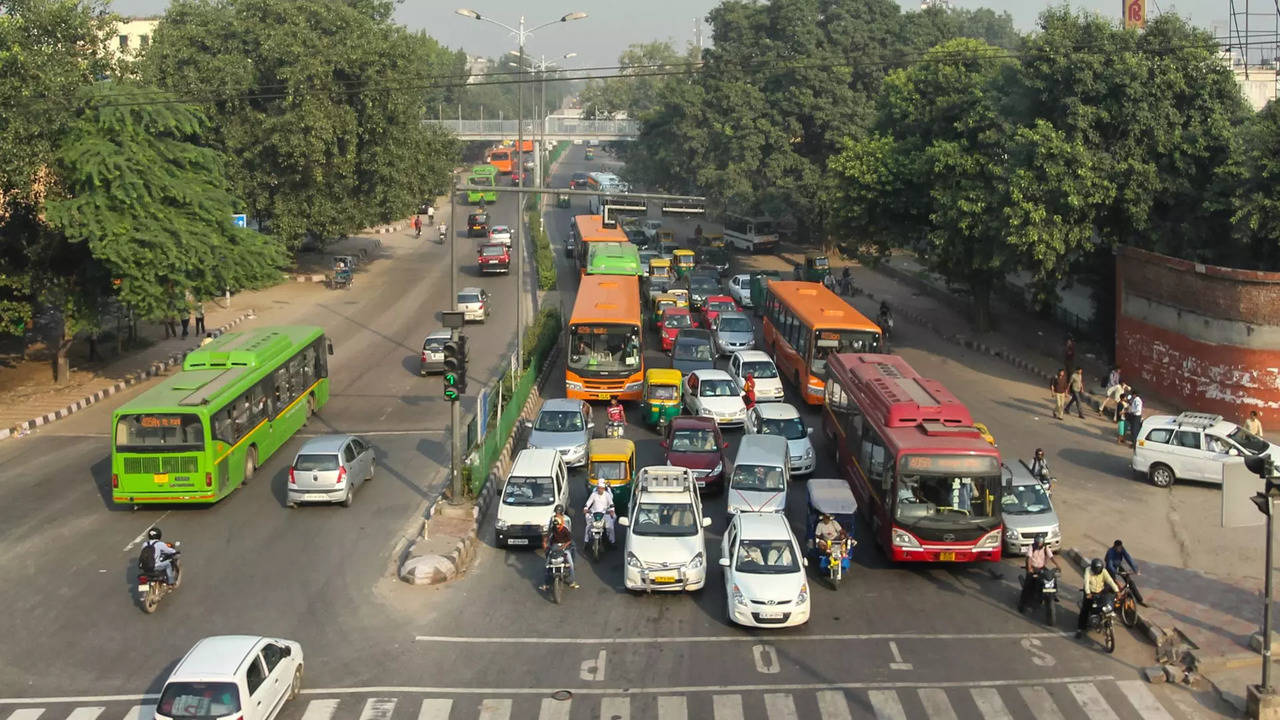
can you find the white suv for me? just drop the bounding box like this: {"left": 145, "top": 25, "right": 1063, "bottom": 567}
{"left": 1133, "top": 411, "right": 1275, "bottom": 487}
{"left": 617, "top": 466, "right": 712, "bottom": 591}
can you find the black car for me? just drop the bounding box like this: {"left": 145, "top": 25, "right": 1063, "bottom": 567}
{"left": 671, "top": 329, "right": 716, "bottom": 375}
{"left": 570, "top": 172, "right": 589, "bottom": 189}
{"left": 688, "top": 275, "right": 721, "bottom": 311}
{"left": 701, "top": 248, "right": 731, "bottom": 276}
{"left": 467, "top": 213, "right": 490, "bottom": 238}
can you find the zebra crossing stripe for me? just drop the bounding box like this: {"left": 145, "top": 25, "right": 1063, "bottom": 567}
{"left": 815, "top": 690, "right": 851, "bottom": 720}
{"left": 918, "top": 689, "right": 958, "bottom": 720}
{"left": 475, "top": 699, "right": 510, "bottom": 720}
{"left": 1115, "top": 680, "right": 1175, "bottom": 720}
{"left": 656, "top": 696, "right": 687, "bottom": 720}
{"left": 1068, "top": 683, "right": 1120, "bottom": 720}
{"left": 300, "top": 699, "right": 340, "bottom": 720}
{"left": 535, "top": 698, "right": 568, "bottom": 720}
{"left": 416, "top": 699, "right": 452, "bottom": 720}
{"left": 357, "top": 699, "right": 397, "bottom": 720}
{"left": 599, "top": 697, "right": 628, "bottom": 720}
{"left": 120, "top": 705, "right": 155, "bottom": 720}
{"left": 712, "top": 694, "right": 744, "bottom": 720}
{"left": 4, "top": 710, "right": 44, "bottom": 720}
{"left": 868, "top": 690, "right": 907, "bottom": 720}
{"left": 763, "top": 693, "right": 798, "bottom": 720}
{"left": 1017, "top": 687, "right": 1066, "bottom": 720}
{"left": 64, "top": 708, "right": 104, "bottom": 720}
{"left": 969, "top": 688, "right": 1013, "bottom": 720}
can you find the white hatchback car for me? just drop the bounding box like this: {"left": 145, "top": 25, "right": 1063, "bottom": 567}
{"left": 456, "top": 287, "right": 489, "bottom": 322}
{"left": 684, "top": 368, "right": 748, "bottom": 428}
{"left": 720, "top": 512, "right": 810, "bottom": 628}
{"left": 617, "top": 466, "right": 711, "bottom": 591}
{"left": 728, "top": 273, "right": 753, "bottom": 308}
{"left": 744, "top": 402, "right": 815, "bottom": 475}
{"left": 488, "top": 225, "right": 512, "bottom": 245}
{"left": 1133, "top": 411, "right": 1276, "bottom": 487}
{"left": 728, "top": 351, "right": 785, "bottom": 402}
{"left": 156, "top": 635, "right": 303, "bottom": 720}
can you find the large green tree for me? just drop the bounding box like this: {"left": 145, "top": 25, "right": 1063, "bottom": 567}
{"left": 579, "top": 41, "right": 693, "bottom": 120}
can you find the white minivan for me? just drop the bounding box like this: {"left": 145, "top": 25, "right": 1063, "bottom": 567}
{"left": 495, "top": 449, "right": 569, "bottom": 548}
{"left": 727, "top": 434, "right": 790, "bottom": 515}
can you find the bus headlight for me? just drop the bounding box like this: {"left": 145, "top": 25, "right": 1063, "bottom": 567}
{"left": 891, "top": 528, "right": 921, "bottom": 548}
{"left": 976, "top": 530, "right": 1002, "bottom": 549}
{"left": 624, "top": 380, "right": 643, "bottom": 392}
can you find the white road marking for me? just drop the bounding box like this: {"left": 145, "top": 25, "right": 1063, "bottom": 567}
{"left": 65, "top": 708, "right": 104, "bottom": 720}
{"left": 657, "top": 695, "right": 687, "bottom": 720}
{"left": 536, "top": 697, "right": 569, "bottom": 720}
{"left": 752, "top": 644, "right": 780, "bottom": 674}
{"left": 815, "top": 690, "right": 851, "bottom": 720}
{"left": 763, "top": 693, "right": 798, "bottom": 720}
{"left": 599, "top": 696, "right": 628, "bottom": 720}
{"left": 868, "top": 690, "right": 907, "bottom": 720}
{"left": 579, "top": 650, "right": 606, "bottom": 681}
{"left": 119, "top": 705, "right": 155, "bottom": 720}
{"left": 299, "top": 699, "right": 339, "bottom": 720}
{"left": 475, "top": 699, "right": 510, "bottom": 720}
{"left": 356, "top": 698, "right": 397, "bottom": 720}
{"left": 888, "top": 641, "right": 912, "bottom": 671}
{"left": 1069, "top": 683, "right": 1119, "bottom": 720}
{"left": 415, "top": 699, "right": 451, "bottom": 720}
{"left": 1115, "top": 680, "right": 1176, "bottom": 720}
{"left": 412, "top": 631, "right": 1067, "bottom": 644}
{"left": 122, "top": 514, "right": 170, "bottom": 552}
{"left": 969, "top": 688, "right": 1013, "bottom": 720}
{"left": 1020, "top": 637, "right": 1056, "bottom": 666}
{"left": 712, "top": 694, "right": 743, "bottom": 720}
{"left": 0, "top": 697, "right": 159, "bottom": 706}
{"left": 1017, "top": 687, "right": 1066, "bottom": 720}
{"left": 917, "top": 689, "right": 957, "bottom": 720}
{"left": 5, "top": 709, "right": 44, "bottom": 720}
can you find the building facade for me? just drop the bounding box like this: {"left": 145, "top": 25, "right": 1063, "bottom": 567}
{"left": 111, "top": 17, "right": 159, "bottom": 62}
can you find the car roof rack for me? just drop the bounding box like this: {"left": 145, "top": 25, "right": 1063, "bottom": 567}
{"left": 638, "top": 468, "right": 693, "bottom": 493}
{"left": 1175, "top": 411, "right": 1223, "bottom": 429}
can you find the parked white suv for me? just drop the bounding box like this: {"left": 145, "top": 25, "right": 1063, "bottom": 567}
{"left": 617, "top": 466, "right": 711, "bottom": 591}
{"left": 1133, "top": 411, "right": 1275, "bottom": 487}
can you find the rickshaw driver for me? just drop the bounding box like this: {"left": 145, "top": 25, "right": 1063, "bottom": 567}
{"left": 815, "top": 513, "right": 854, "bottom": 556}
{"left": 582, "top": 480, "right": 617, "bottom": 545}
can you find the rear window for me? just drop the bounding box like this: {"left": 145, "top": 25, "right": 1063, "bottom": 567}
{"left": 481, "top": 246, "right": 506, "bottom": 256}
{"left": 424, "top": 337, "right": 447, "bottom": 350}
{"left": 115, "top": 413, "right": 204, "bottom": 451}
{"left": 294, "top": 453, "right": 339, "bottom": 471}
{"left": 469, "top": 215, "right": 488, "bottom": 224}
{"left": 158, "top": 682, "right": 241, "bottom": 719}
{"left": 459, "top": 293, "right": 482, "bottom": 304}
{"left": 1144, "top": 428, "right": 1174, "bottom": 444}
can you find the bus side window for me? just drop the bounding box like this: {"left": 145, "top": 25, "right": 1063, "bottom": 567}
{"left": 313, "top": 338, "right": 328, "bottom": 378}
{"left": 860, "top": 424, "right": 891, "bottom": 496}
{"left": 213, "top": 409, "right": 236, "bottom": 446}
{"left": 796, "top": 326, "right": 809, "bottom": 359}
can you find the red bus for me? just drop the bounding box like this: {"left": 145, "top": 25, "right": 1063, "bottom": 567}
{"left": 822, "top": 353, "right": 1003, "bottom": 562}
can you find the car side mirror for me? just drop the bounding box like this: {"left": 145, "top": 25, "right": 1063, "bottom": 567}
{"left": 326, "top": 340, "right": 335, "bottom": 356}
{"left": 661, "top": 440, "right": 669, "bottom": 448}
{"left": 616, "top": 516, "right": 630, "bottom": 527}
{"left": 722, "top": 442, "right": 729, "bottom": 449}
{"left": 1230, "top": 448, "right": 1241, "bottom": 456}
{"left": 702, "top": 516, "right": 713, "bottom": 527}
{"left": 802, "top": 558, "right": 809, "bottom": 567}
{"left": 807, "top": 428, "right": 814, "bottom": 435}
{"left": 718, "top": 557, "right": 730, "bottom": 567}
{"left": 282, "top": 646, "right": 292, "bottom": 657}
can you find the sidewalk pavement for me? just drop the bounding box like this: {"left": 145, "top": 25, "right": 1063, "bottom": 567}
{"left": 0, "top": 234, "right": 385, "bottom": 441}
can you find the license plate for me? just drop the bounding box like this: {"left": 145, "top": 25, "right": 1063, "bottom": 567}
{"left": 153, "top": 473, "right": 168, "bottom": 484}
{"left": 758, "top": 611, "right": 784, "bottom": 619}
{"left": 507, "top": 538, "right": 528, "bottom": 545}
{"left": 137, "top": 585, "right": 149, "bottom": 592}
{"left": 654, "top": 575, "right": 677, "bottom": 584}
{"left": 696, "top": 480, "right": 706, "bottom": 487}
{"left": 303, "top": 493, "right": 328, "bottom": 501}
{"left": 938, "top": 552, "right": 956, "bottom": 562}
{"left": 597, "top": 393, "right": 611, "bottom": 400}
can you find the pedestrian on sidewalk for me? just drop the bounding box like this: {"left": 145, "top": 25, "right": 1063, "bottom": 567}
{"left": 1126, "top": 390, "right": 1145, "bottom": 445}
{"left": 180, "top": 308, "right": 190, "bottom": 338}
{"left": 413, "top": 214, "right": 422, "bottom": 238}
{"left": 163, "top": 302, "right": 178, "bottom": 339}
{"left": 840, "top": 266, "right": 852, "bottom": 296}
{"left": 1063, "top": 368, "right": 1086, "bottom": 419}
{"left": 1115, "top": 392, "right": 1131, "bottom": 444}
{"left": 426, "top": 205, "right": 435, "bottom": 223}
{"left": 1246, "top": 410, "right": 1264, "bottom": 439}
{"left": 1049, "top": 369, "right": 1070, "bottom": 420}
{"left": 194, "top": 303, "right": 205, "bottom": 335}
{"left": 1063, "top": 334, "right": 1076, "bottom": 376}
{"left": 1099, "top": 382, "right": 1129, "bottom": 422}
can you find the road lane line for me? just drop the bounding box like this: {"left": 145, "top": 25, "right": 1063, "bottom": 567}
{"left": 868, "top": 690, "right": 906, "bottom": 720}
{"left": 1114, "top": 680, "right": 1175, "bottom": 720}
{"left": 712, "top": 695, "right": 743, "bottom": 720}
{"left": 122, "top": 513, "right": 170, "bottom": 552}
{"left": 763, "top": 693, "right": 798, "bottom": 720}
{"left": 476, "top": 699, "right": 510, "bottom": 720}
{"left": 356, "top": 698, "right": 397, "bottom": 720}
{"left": 65, "top": 708, "right": 104, "bottom": 720}
{"left": 0, "top": 698, "right": 158, "bottom": 706}
{"left": 599, "top": 696, "right": 628, "bottom": 720}
{"left": 969, "top": 688, "right": 1012, "bottom": 720}
{"left": 5, "top": 709, "right": 44, "bottom": 720}
{"left": 1068, "top": 683, "right": 1119, "bottom": 720}
{"left": 119, "top": 705, "right": 155, "bottom": 720}
{"left": 1017, "top": 687, "right": 1066, "bottom": 720}
{"left": 413, "top": 631, "right": 1069, "bottom": 644}
{"left": 299, "top": 699, "right": 339, "bottom": 720}
{"left": 815, "top": 690, "right": 851, "bottom": 720}
{"left": 536, "top": 698, "right": 568, "bottom": 720}
{"left": 657, "top": 696, "right": 686, "bottom": 720}
{"left": 917, "top": 689, "right": 957, "bottom": 720}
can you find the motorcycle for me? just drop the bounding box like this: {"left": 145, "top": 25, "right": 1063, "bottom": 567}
{"left": 819, "top": 537, "right": 853, "bottom": 590}
{"left": 137, "top": 542, "right": 182, "bottom": 614}
{"left": 1114, "top": 569, "right": 1141, "bottom": 627}
{"left": 1084, "top": 593, "right": 1118, "bottom": 653}
{"left": 545, "top": 546, "right": 571, "bottom": 604}
{"left": 437, "top": 225, "right": 447, "bottom": 244}
{"left": 1019, "top": 567, "right": 1059, "bottom": 626}
{"left": 587, "top": 511, "right": 608, "bottom": 561}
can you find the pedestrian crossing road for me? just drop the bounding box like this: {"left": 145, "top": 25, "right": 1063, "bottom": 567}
{"left": 0, "top": 678, "right": 1200, "bottom": 720}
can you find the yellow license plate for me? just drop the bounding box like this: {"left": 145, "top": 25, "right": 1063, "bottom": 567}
{"left": 597, "top": 393, "right": 611, "bottom": 400}
{"left": 654, "top": 575, "right": 677, "bottom": 584}
{"left": 153, "top": 473, "right": 169, "bottom": 484}
{"left": 938, "top": 552, "right": 956, "bottom": 562}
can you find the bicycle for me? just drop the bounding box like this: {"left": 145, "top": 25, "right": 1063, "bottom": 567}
{"left": 1113, "top": 568, "right": 1141, "bottom": 627}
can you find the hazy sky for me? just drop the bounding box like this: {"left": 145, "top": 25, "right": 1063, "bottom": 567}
{"left": 108, "top": 0, "right": 1243, "bottom": 67}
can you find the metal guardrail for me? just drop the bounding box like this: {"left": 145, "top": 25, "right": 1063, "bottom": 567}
{"left": 426, "top": 117, "right": 641, "bottom": 139}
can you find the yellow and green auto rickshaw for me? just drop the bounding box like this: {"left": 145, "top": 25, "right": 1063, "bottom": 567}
{"left": 672, "top": 249, "right": 696, "bottom": 279}
{"left": 641, "top": 368, "right": 683, "bottom": 431}
{"left": 804, "top": 254, "right": 831, "bottom": 283}
{"left": 651, "top": 293, "right": 680, "bottom": 329}
{"left": 647, "top": 257, "right": 673, "bottom": 286}
{"left": 668, "top": 287, "right": 690, "bottom": 310}
{"left": 587, "top": 438, "right": 635, "bottom": 512}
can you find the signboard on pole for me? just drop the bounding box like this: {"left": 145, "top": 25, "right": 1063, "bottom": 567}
{"left": 1123, "top": 0, "right": 1146, "bottom": 29}
{"left": 1222, "top": 459, "right": 1265, "bottom": 527}
{"left": 232, "top": 213, "right": 248, "bottom": 228}
{"left": 477, "top": 387, "right": 490, "bottom": 439}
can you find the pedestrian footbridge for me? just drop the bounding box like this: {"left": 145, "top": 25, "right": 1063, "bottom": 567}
{"left": 425, "top": 117, "right": 639, "bottom": 141}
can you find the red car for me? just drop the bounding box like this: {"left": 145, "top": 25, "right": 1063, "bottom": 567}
{"left": 701, "top": 295, "right": 740, "bottom": 326}
{"left": 660, "top": 307, "right": 698, "bottom": 351}
{"left": 477, "top": 243, "right": 510, "bottom": 274}
{"left": 663, "top": 416, "right": 727, "bottom": 492}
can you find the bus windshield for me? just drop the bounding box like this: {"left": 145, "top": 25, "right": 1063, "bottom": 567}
{"left": 469, "top": 175, "right": 494, "bottom": 187}
{"left": 895, "top": 470, "right": 1001, "bottom": 525}
{"left": 115, "top": 413, "right": 204, "bottom": 452}
{"left": 568, "top": 324, "right": 641, "bottom": 376}
{"left": 810, "top": 328, "right": 882, "bottom": 376}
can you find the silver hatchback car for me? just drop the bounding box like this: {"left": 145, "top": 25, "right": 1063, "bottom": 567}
{"left": 288, "top": 435, "right": 375, "bottom": 507}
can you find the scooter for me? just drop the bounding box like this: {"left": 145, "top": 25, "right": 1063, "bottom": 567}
{"left": 138, "top": 542, "right": 182, "bottom": 614}
{"left": 1019, "top": 567, "right": 1059, "bottom": 626}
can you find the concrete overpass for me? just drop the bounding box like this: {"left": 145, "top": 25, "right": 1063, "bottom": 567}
{"left": 425, "top": 116, "right": 639, "bottom": 141}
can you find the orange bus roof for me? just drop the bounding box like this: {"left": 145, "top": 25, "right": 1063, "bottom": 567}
{"left": 571, "top": 275, "right": 642, "bottom": 325}
{"left": 767, "top": 281, "right": 880, "bottom": 331}
{"left": 573, "top": 215, "right": 628, "bottom": 243}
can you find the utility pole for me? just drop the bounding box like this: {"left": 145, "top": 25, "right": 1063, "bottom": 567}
{"left": 515, "top": 16, "right": 527, "bottom": 371}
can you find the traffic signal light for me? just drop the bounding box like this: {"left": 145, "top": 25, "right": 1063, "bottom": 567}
{"left": 441, "top": 335, "right": 468, "bottom": 401}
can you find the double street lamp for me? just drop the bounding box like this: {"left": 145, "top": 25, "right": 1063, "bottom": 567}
{"left": 455, "top": 8, "right": 587, "bottom": 365}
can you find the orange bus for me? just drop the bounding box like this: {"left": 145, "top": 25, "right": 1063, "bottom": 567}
{"left": 570, "top": 214, "right": 629, "bottom": 274}
{"left": 566, "top": 274, "right": 644, "bottom": 401}
{"left": 761, "top": 281, "right": 883, "bottom": 405}
{"left": 487, "top": 147, "right": 513, "bottom": 174}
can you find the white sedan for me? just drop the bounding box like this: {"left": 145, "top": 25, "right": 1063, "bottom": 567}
{"left": 684, "top": 369, "right": 747, "bottom": 428}
{"left": 744, "top": 403, "right": 816, "bottom": 475}
{"left": 728, "top": 273, "right": 752, "bottom": 307}
{"left": 729, "top": 351, "right": 785, "bottom": 402}
{"left": 720, "top": 512, "right": 810, "bottom": 628}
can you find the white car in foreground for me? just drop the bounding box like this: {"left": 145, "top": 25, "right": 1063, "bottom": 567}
{"left": 617, "top": 466, "right": 711, "bottom": 591}
{"left": 720, "top": 512, "right": 810, "bottom": 628}
{"left": 729, "top": 351, "right": 785, "bottom": 402}
{"left": 156, "top": 636, "right": 304, "bottom": 720}
{"left": 745, "top": 403, "right": 815, "bottom": 475}
{"left": 684, "top": 368, "right": 748, "bottom": 428}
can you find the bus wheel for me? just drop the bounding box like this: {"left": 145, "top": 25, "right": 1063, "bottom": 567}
{"left": 243, "top": 449, "right": 257, "bottom": 487}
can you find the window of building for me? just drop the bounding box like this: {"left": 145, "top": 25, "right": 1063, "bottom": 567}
{"left": 119, "top": 34, "right": 130, "bottom": 50}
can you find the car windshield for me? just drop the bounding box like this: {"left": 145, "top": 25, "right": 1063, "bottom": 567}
{"left": 811, "top": 328, "right": 882, "bottom": 376}
{"left": 700, "top": 379, "right": 739, "bottom": 397}
{"left": 158, "top": 682, "right": 242, "bottom": 719}
{"left": 114, "top": 413, "right": 204, "bottom": 452}
{"left": 671, "top": 428, "right": 717, "bottom": 452}
{"left": 503, "top": 476, "right": 555, "bottom": 506}
{"left": 664, "top": 314, "right": 692, "bottom": 329}
{"left": 741, "top": 361, "right": 779, "bottom": 379}
{"left": 731, "top": 464, "right": 786, "bottom": 491}
{"left": 1229, "top": 426, "right": 1270, "bottom": 454}
{"left": 760, "top": 416, "right": 806, "bottom": 440}
{"left": 458, "top": 293, "right": 481, "bottom": 304}
{"left": 424, "top": 337, "right": 447, "bottom": 350}
{"left": 568, "top": 324, "right": 642, "bottom": 375}
{"left": 895, "top": 473, "right": 1001, "bottom": 524}
{"left": 534, "top": 410, "right": 584, "bottom": 433}
{"left": 735, "top": 539, "right": 799, "bottom": 574}
{"left": 717, "top": 316, "right": 752, "bottom": 333}
{"left": 1002, "top": 483, "right": 1052, "bottom": 515}
{"left": 690, "top": 278, "right": 719, "bottom": 294}
{"left": 709, "top": 300, "right": 736, "bottom": 312}
{"left": 293, "top": 453, "right": 339, "bottom": 472}
{"left": 674, "top": 340, "right": 713, "bottom": 361}
{"left": 631, "top": 502, "right": 699, "bottom": 537}
{"left": 470, "top": 215, "right": 488, "bottom": 224}
{"left": 481, "top": 246, "right": 505, "bottom": 256}
{"left": 491, "top": 226, "right": 509, "bottom": 235}
{"left": 648, "top": 384, "right": 679, "bottom": 400}
{"left": 812, "top": 257, "right": 829, "bottom": 268}
{"left": 592, "top": 461, "right": 627, "bottom": 482}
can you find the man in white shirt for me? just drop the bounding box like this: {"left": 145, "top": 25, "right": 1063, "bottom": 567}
{"left": 582, "top": 480, "right": 616, "bottom": 545}
{"left": 1126, "top": 391, "right": 1144, "bottom": 445}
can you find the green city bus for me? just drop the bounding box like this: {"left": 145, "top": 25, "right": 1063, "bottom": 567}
{"left": 110, "top": 326, "right": 333, "bottom": 505}
{"left": 467, "top": 164, "right": 498, "bottom": 204}
{"left": 585, "top": 241, "right": 643, "bottom": 276}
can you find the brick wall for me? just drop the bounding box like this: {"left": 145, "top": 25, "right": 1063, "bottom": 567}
{"left": 1116, "top": 247, "right": 1280, "bottom": 422}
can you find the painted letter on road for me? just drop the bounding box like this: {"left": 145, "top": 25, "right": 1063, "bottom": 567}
{"left": 580, "top": 650, "right": 607, "bottom": 681}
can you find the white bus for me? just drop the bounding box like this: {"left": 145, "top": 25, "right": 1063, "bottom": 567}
{"left": 723, "top": 214, "right": 779, "bottom": 254}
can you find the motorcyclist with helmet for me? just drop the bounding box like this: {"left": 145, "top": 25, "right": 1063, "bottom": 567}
{"left": 1018, "top": 536, "right": 1061, "bottom": 612}
{"left": 140, "top": 527, "right": 180, "bottom": 585}
{"left": 540, "top": 505, "right": 579, "bottom": 591}
{"left": 1077, "top": 558, "right": 1120, "bottom": 638}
